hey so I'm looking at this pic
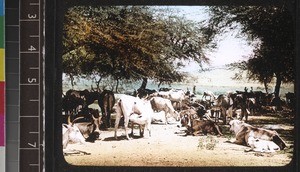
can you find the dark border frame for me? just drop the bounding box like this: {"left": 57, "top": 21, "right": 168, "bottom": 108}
{"left": 45, "top": 0, "right": 300, "bottom": 171}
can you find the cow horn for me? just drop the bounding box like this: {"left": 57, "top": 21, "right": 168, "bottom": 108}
{"left": 67, "top": 115, "right": 71, "bottom": 125}
{"left": 71, "top": 116, "right": 84, "bottom": 126}
{"left": 92, "top": 114, "right": 97, "bottom": 120}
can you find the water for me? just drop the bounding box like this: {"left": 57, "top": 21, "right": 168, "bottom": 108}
{"left": 62, "top": 77, "right": 294, "bottom": 98}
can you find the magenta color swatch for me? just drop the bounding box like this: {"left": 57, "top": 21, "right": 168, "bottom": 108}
{"left": 0, "top": 115, "right": 4, "bottom": 146}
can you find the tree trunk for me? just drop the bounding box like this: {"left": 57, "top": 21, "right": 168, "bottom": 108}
{"left": 139, "top": 77, "right": 148, "bottom": 89}
{"left": 263, "top": 80, "right": 269, "bottom": 94}
{"left": 274, "top": 74, "right": 282, "bottom": 98}
{"left": 115, "top": 79, "right": 119, "bottom": 93}
{"left": 70, "top": 75, "right": 74, "bottom": 89}
{"left": 158, "top": 81, "right": 162, "bottom": 88}
{"left": 96, "top": 77, "right": 102, "bottom": 91}
{"left": 273, "top": 74, "right": 282, "bottom": 110}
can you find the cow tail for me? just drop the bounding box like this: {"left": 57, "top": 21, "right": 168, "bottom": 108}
{"left": 272, "top": 134, "right": 287, "bottom": 150}
{"left": 106, "top": 91, "right": 115, "bottom": 115}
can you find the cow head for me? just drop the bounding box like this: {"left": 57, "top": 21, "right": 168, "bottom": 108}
{"left": 180, "top": 114, "right": 189, "bottom": 127}
{"left": 62, "top": 123, "right": 85, "bottom": 149}
{"left": 173, "top": 111, "right": 180, "bottom": 121}
{"left": 228, "top": 119, "right": 244, "bottom": 135}
{"left": 196, "top": 105, "right": 206, "bottom": 118}
{"left": 91, "top": 113, "right": 102, "bottom": 137}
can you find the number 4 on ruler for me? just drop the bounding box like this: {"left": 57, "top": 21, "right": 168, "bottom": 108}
{"left": 28, "top": 45, "right": 36, "bottom": 51}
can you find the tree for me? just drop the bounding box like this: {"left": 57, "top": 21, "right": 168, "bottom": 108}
{"left": 208, "top": 5, "right": 295, "bottom": 100}
{"left": 63, "top": 6, "right": 214, "bottom": 91}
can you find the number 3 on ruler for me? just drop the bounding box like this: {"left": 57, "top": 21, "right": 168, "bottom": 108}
{"left": 28, "top": 14, "right": 37, "bottom": 19}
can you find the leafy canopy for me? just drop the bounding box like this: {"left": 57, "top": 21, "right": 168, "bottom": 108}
{"left": 208, "top": 5, "right": 295, "bottom": 94}
{"left": 63, "top": 6, "right": 214, "bottom": 87}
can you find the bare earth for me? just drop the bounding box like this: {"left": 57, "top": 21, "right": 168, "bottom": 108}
{"left": 64, "top": 114, "right": 293, "bottom": 167}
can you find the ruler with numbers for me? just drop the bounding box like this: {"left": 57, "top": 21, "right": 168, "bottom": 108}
{"left": 19, "top": 0, "right": 44, "bottom": 171}
{"left": 6, "top": 0, "right": 45, "bottom": 171}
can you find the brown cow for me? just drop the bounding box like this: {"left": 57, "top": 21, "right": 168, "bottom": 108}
{"left": 181, "top": 115, "right": 223, "bottom": 136}
{"left": 98, "top": 90, "right": 115, "bottom": 128}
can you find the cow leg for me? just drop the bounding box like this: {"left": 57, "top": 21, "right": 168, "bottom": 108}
{"left": 139, "top": 125, "right": 144, "bottom": 137}
{"left": 130, "top": 122, "right": 134, "bottom": 137}
{"left": 214, "top": 125, "right": 223, "bottom": 136}
{"left": 138, "top": 125, "right": 142, "bottom": 136}
{"left": 250, "top": 108, "right": 254, "bottom": 116}
{"left": 240, "top": 108, "right": 249, "bottom": 122}
{"left": 211, "top": 110, "right": 216, "bottom": 122}
{"left": 221, "top": 108, "right": 227, "bottom": 125}
{"left": 233, "top": 138, "right": 245, "bottom": 145}
{"left": 147, "top": 124, "right": 151, "bottom": 137}
{"left": 114, "top": 106, "right": 122, "bottom": 139}
{"left": 272, "top": 134, "right": 287, "bottom": 150}
{"left": 179, "top": 101, "right": 182, "bottom": 111}
{"left": 244, "top": 148, "right": 254, "bottom": 152}
{"left": 114, "top": 118, "right": 120, "bottom": 139}
{"left": 106, "top": 110, "right": 111, "bottom": 128}
{"left": 233, "top": 131, "right": 247, "bottom": 145}
{"left": 124, "top": 116, "right": 131, "bottom": 140}
{"left": 193, "top": 131, "right": 200, "bottom": 136}
{"left": 165, "top": 112, "right": 169, "bottom": 125}
{"left": 245, "top": 109, "right": 249, "bottom": 122}
{"left": 239, "top": 109, "right": 244, "bottom": 121}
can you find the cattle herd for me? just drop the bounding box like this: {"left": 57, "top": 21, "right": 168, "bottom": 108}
{"left": 62, "top": 87, "right": 295, "bottom": 154}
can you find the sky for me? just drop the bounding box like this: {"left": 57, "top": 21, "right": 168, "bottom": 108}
{"left": 63, "top": 6, "right": 293, "bottom": 93}
{"left": 149, "top": 6, "right": 278, "bottom": 89}
{"left": 167, "top": 6, "right": 254, "bottom": 68}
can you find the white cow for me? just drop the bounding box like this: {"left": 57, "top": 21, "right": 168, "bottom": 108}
{"left": 228, "top": 119, "right": 287, "bottom": 151}
{"left": 157, "top": 89, "right": 188, "bottom": 110}
{"left": 114, "top": 95, "right": 153, "bottom": 140}
{"left": 151, "top": 111, "right": 167, "bottom": 124}
{"left": 128, "top": 101, "right": 153, "bottom": 138}
{"left": 62, "top": 122, "right": 85, "bottom": 149}
{"left": 150, "top": 96, "right": 180, "bottom": 124}
{"left": 245, "top": 136, "right": 280, "bottom": 153}
{"left": 202, "top": 91, "right": 216, "bottom": 101}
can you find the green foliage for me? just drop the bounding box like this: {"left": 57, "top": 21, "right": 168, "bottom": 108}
{"left": 208, "top": 5, "right": 295, "bottom": 96}
{"left": 198, "top": 136, "right": 218, "bottom": 150}
{"left": 63, "top": 6, "right": 214, "bottom": 88}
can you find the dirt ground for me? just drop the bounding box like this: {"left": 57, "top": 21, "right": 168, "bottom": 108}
{"left": 64, "top": 112, "right": 294, "bottom": 167}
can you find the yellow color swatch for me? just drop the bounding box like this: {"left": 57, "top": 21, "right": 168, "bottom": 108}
{"left": 0, "top": 49, "right": 4, "bottom": 81}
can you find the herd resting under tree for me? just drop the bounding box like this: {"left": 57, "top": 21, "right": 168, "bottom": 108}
{"left": 62, "top": 87, "right": 294, "bottom": 153}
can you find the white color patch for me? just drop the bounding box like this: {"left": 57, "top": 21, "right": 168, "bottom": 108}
{"left": 0, "top": 147, "right": 5, "bottom": 172}
{"left": 247, "top": 136, "right": 280, "bottom": 153}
